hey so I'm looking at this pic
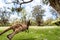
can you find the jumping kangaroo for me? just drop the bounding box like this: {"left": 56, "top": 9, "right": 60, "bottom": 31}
{"left": 0, "top": 20, "right": 30, "bottom": 40}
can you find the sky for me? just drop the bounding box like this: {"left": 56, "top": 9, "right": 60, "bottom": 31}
{"left": 0, "top": 0, "right": 58, "bottom": 21}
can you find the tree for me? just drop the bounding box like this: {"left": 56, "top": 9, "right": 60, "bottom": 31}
{"left": 0, "top": 7, "right": 11, "bottom": 25}
{"left": 49, "top": 0, "right": 60, "bottom": 14}
{"left": 49, "top": 8, "right": 59, "bottom": 19}
{"left": 51, "top": 18, "right": 60, "bottom": 26}
{"left": 21, "top": 9, "right": 27, "bottom": 23}
{"left": 0, "top": 0, "right": 33, "bottom": 25}
{"left": 42, "top": 0, "right": 49, "bottom": 5}
{"left": 32, "top": 5, "right": 45, "bottom": 26}
{"left": 44, "top": 18, "right": 54, "bottom": 26}
{"left": 42, "top": 0, "right": 60, "bottom": 15}
{"left": 5, "top": 0, "right": 33, "bottom": 22}
{"left": 5, "top": 0, "right": 33, "bottom": 13}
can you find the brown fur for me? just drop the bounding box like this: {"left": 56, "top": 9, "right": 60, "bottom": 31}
{"left": 0, "top": 20, "right": 30, "bottom": 40}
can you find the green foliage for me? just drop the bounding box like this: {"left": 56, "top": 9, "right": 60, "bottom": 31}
{"left": 30, "top": 20, "right": 37, "bottom": 26}
{"left": 51, "top": 19, "right": 60, "bottom": 26}
{"left": 11, "top": 7, "right": 23, "bottom": 12}
{"left": 43, "top": 18, "right": 60, "bottom": 26}
{"left": 43, "top": 18, "right": 53, "bottom": 26}
{"left": 21, "top": 9, "right": 27, "bottom": 23}
{"left": 0, "top": 23, "right": 11, "bottom": 27}
{"left": 0, "top": 19, "right": 10, "bottom": 26}
{"left": 42, "top": 0, "right": 49, "bottom": 5}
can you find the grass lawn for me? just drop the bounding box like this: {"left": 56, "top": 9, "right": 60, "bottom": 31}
{"left": 0, "top": 26, "right": 60, "bottom": 40}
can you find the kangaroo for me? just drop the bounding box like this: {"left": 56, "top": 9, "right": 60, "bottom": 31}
{"left": 0, "top": 20, "right": 30, "bottom": 40}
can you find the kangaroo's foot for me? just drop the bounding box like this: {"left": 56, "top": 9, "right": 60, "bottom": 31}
{"left": 0, "top": 33, "right": 1, "bottom": 35}
{"left": 27, "top": 30, "right": 29, "bottom": 33}
{"left": 7, "top": 35, "right": 12, "bottom": 40}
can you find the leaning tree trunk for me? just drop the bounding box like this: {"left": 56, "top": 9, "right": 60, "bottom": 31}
{"left": 49, "top": 0, "right": 60, "bottom": 14}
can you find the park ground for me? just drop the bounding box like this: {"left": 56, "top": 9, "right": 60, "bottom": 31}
{"left": 0, "top": 26, "right": 60, "bottom": 40}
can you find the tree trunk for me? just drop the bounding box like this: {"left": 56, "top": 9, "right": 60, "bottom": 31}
{"left": 49, "top": 0, "right": 60, "bottom": 14}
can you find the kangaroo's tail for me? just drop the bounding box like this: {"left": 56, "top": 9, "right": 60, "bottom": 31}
{"left": 0, "top": 27, "right": 12, "bottom": 35}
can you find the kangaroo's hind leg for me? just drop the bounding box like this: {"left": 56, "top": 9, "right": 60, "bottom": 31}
{"left": 7, "top": 28, "right": 20, "bottom": 40}
{"left": 0, "top": 27, "right": 11, "bottom": 35}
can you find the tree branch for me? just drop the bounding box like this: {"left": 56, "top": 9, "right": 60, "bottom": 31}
{"left": 20, "top": 0, "right": 33, "bottom": 5}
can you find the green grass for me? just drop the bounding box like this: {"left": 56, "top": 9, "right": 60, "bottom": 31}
{"left": 0, "top": 28, "right": 60, "bottom": 40}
